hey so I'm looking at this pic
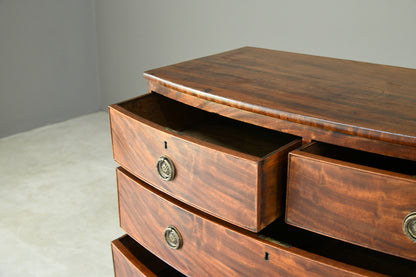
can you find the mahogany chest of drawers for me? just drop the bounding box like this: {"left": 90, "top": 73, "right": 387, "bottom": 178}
{"left": 109, "top": 47, "right": 416, "bottom": 276}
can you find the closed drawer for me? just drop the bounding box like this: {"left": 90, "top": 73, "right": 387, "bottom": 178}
{"left": 286, "top": 142, "right": 416, "bottom": 261}
{"left": 116, "top": 167, "right": 416, "bottom": 277}
{"left": 109, "top": 93, "right": 301, "bottom": 232}
{"left": 112, "top": 234, "right": 184, "bottom": 277}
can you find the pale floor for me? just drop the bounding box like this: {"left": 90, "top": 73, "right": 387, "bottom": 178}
{"left": 0, "top": 112, "right": 124, "bottom": 277}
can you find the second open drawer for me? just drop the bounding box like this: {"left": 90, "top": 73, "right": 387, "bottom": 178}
{"left": 286, "top": 142, "right": 416, "bottom": 261}
{"left": 109, "top": 92, "right": 301, "bottom": 232}
{"left": 112, "top": 235, "right": 184, "bottom": 277}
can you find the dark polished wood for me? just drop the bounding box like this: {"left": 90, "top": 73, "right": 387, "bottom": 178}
{"left": 148, "top": 82, "right": 416, "bottom": 161}
{"left": 144, "top": 46, "right": 416, "bottom": 159}
{"left": 116, "top": 167, "right": 416, "bottom": 277}
{"left": 109, "top": 93, "right": 301, "bottom": 231}
{"left": 109, "top": 47, "right": 416, "bottom": 276}
{"left": 286, "top": 142, "right": 416, "bottom": 261}
{"left": 112, "top": 235, "right": 184, "bottom": 277}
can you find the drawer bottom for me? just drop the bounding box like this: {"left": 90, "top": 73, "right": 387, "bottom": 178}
{"left": 112, "top": 235, "right": 184, "bottom": 277}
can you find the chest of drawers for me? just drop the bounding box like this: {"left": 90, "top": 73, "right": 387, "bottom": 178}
{"left": 109, "top": 47, "right": 416, "bottom": 276}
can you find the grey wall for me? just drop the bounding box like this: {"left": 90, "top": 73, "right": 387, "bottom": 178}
{"left": 0, "top": 0, "right": 100, "bottom": 138}
{"left": 95, "top": 0, "right": 416, "bottom": 109}
{"left": 2, "top": 1, "right": 415, "bottom": 137}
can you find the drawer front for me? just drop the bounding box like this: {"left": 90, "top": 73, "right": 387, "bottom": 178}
{"left": 116, "top": 167, "right": 387, "bottom": 277}
{"left": 112, "top": 235, "right": 184, "bottom": 277}
{"left": 109, "top": 93, "right": 301, "bottom": 231}
{"left": 286, "top": 146, "right": 416, "bottom": 261}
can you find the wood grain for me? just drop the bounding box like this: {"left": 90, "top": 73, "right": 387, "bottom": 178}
{"left": 144, "top": 46, "right": 416, "bottom": 149}
{"left": 258, "top": 140, "right": 301, "bottom": 230}
{"left": 148, "top": 82, "right": 416, "bottom": 161}
{"left": 109, "top": 93, "right": 300, "bottom": 231}
{"left": 109, "top": 47, "right": 416, "bottom": 275}
{"left": 286, "top": 143, "right": 416, "bottom": 261}
{"left": 115, "top": 167, "right": 416, "bottom": 277}
{"left": 112, "top": 235, "right": 183, "bottom": 277}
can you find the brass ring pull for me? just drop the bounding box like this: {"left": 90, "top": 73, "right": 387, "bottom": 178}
{"left": 403, "top": 211, "right": 416, "bottom": 243}
{"left": 164, "top": 225, "right": 183, "bottom": 250}
{"left": 156, "top": 156, "right": 175, "bottom": 181}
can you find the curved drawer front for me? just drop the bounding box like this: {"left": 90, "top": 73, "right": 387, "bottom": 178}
{"left": 286, "top": 142, "right": 416, "bottom": 261}
{"left": 112, "top": 235, "right": 184, "bottom": 277}
{"left": 115, "top": 167, "right": 413, "bottom": 277}
{"left": 109, "top": 93, "right": 301, "bottom": 232}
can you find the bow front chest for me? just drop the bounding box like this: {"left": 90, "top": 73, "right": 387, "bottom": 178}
{"left": 109, "top": 47, "right": 416, "bottom": 276}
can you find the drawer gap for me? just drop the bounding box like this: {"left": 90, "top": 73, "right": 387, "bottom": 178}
{"left": 260, "top": 219, "right": 416, "bottom": 277}
{"left": 114, "top": 235, "right": 184, "bottom": 276}
{"left": 120, "top": 92, "right": 298, "bottom": 157}
{"left": 303, "top": 142, "right": 416, "bottom": 176}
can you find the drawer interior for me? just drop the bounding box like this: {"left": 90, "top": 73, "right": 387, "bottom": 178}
{"left": 115, "top": 235, "right": 184, "bottom": 276}
{"left": 260, "top": 220, "right": 416, "bottom": 276}
{"left": 120, "top": 93, "right": 298, "bottom": 157}
{"left": 301, "top": 142, "right": 416, "bottom": 176}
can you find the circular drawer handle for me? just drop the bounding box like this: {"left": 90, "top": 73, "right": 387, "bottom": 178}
{"left": 156, "top": 156, "right": 175, "bottom": 181}
{"left": 403, "top": 211, "right": 416, "bottom": 243}
{"left": 164, "top": 225, "right": 183, "bottom": 249}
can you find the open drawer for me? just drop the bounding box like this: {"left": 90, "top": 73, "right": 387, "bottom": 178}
{"left": 286, "top": 142, "right": 416, "bottom": 261}
{"left": 116, "top": 167, "right": 416, "bottom": 276}
{"left": 109, "top": 92, "right": 301, "bottom": 232}
{"left": 112, "top": 234, "right": 184, "bottom": 277}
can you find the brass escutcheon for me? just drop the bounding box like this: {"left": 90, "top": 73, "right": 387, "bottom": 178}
{"left": 164, "top": 225, "right": 183, "bottom": 250}
{"left": 403, "top": 211, "right": 416, "bottom": 243}
{"left": 156, "top": 156, "right": 175, "bottom": 181}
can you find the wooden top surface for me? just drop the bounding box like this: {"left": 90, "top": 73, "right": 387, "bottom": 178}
{"left": 144, "top": 47, "right": 416, "bottom": 146}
